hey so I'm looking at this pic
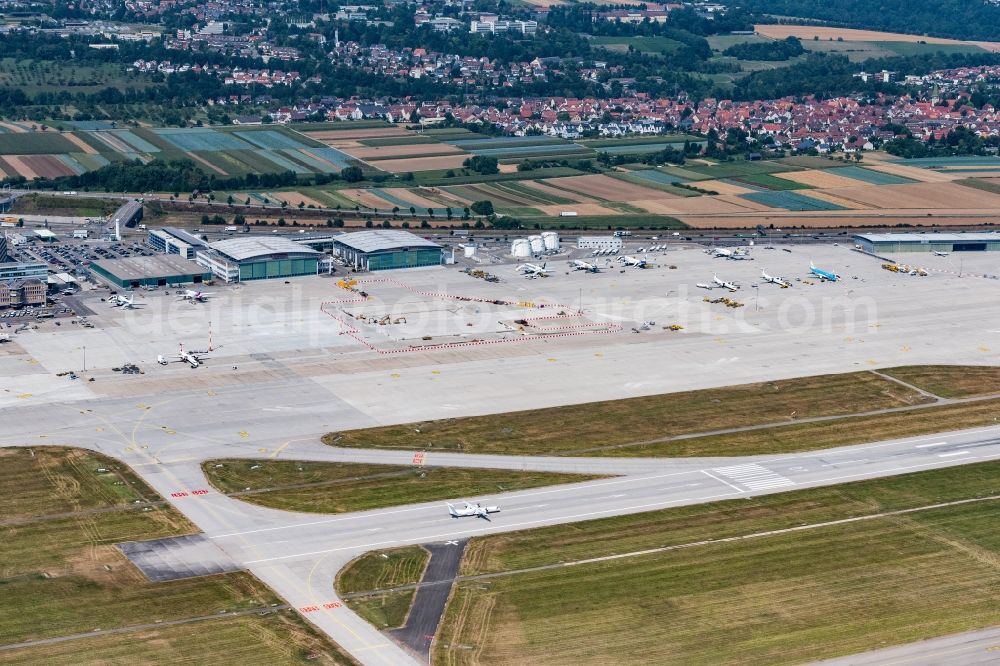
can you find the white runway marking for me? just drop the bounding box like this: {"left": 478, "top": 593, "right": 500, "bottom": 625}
{"left": 712, "top": 463, "right": 796, "bottom": 491}
{"left": 916, "top": 441, "right": 947, "bottom": 449}
{"left": 938, "top": 450, "right": 971, "bottom": 458}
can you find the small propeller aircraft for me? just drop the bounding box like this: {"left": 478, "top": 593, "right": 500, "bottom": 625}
{"left": 447, "top": 501, "right": 501, "bottom": 520}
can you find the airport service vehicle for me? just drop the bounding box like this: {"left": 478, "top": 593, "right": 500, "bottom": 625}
{"left": 448, "top": 501, "right": 500, "bottom": 520}
{"left": 809, "top": 262, "right": 840, "bottom": 282}
{"left": 712, "top": 274, "right": 739, "bottom": 292}
{"left": 760, "top": 269, "right": 791, "bottom": 288}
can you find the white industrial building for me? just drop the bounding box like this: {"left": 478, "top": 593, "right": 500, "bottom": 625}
{"left": 577, "top": 235, "right": 622, "bottom": 252}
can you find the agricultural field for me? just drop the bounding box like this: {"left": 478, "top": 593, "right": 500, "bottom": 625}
{"left": 0, "top": 125, "right": 366, "bottom": 180}
{"left": 589, "top": 35, "right": 685, "bottom": 54}
{"left": 430, "top": 462, "right": 1000, "bottom": 665}
{"left": 741, "top": 189, "right": 846, "bottom": 211}
{"left": 0, "top": 447, "right": 354, "bottom": 664}
{"left": 753, "top": 24, "right": 1000, "bottom": 53}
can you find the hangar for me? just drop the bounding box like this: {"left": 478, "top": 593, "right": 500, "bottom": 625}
{"left": 196, "top": 236, "right": 322, "bottom": 282}
{"left": 90, "top": 256, "right": 212, "bottom": 289}
{"left": 333, "top": 230, "right": 443, "bottom": 271}
{"left": 854, "top": 232, "right": 1000, "bottom": 254}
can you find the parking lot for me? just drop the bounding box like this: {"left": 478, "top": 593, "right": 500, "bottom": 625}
{"left": 7, "top": 238, "right": 156, "bottom": 275}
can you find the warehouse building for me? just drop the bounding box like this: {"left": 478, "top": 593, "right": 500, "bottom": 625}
{"left": 90, "top": 256, "right": 212, "bottom": 289}
{"left": 196, "top": 236, "right": 323, "bottom": 282}
{"left": 854, "top": 232, "right": 1000, "bottom": 254}
{"left": 332, "top": 230, "right": 443, "bottom": 272}
{"left": 148, "top": 227, "right": 208, "bottom": 259}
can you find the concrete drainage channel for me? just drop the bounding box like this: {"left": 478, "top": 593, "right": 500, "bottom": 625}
{"left": 388, "top": 539, "right": 469, "bottom": 663}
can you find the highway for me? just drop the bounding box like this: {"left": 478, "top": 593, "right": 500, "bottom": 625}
{"left": 3, "top": 384, "right": 1000, "bottom": 665}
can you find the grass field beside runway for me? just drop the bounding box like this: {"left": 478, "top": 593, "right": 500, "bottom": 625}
{"left": 428, "top": 462, "right": 1000, "bottom": 665}
{"left": 881, "top": 364, "right": 1000, "bottom": 398}
{"left": 202, "top": 460, "right": 605, "bottom": 514}
{"left": 595, "top": 396, "right": 1000, "bottom": 457}
{"left": 324, "top": 371, "right": 933, "bottom": 456}
{"left": 336, "top": 546, "right": 429, "bottom": 629}
{"left": 0, "top": 447, "right": 355, "bottom": 664}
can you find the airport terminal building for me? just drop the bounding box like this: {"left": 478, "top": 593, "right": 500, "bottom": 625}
{"left": 196, "top": 237, "right": 323, "bottom": 282}
{"left": 148, "top": 227, "right": 208, "bottom": 259}
{"left": 854, "top": 232, "right": 1000, "bottom": 254}
{"left": 332, "top": 230, "right": 443, "bottom": 271}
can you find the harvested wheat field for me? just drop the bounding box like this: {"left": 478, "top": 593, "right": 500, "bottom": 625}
{"left": 865, "top": 163, "right": 956, "bottom": 183}
{"left": 804, "top": 190, "right": 872, "bottom": 209}
{"left": 830, "top": 182, "right": 1000, "bottom": 209}
{"left": 62, "top": 133, "right": 99, "bottom": 155}
{"left": 264, "top": 191, "right": 327, "bottom": 208}
{"left": 0, "top": 121, "right": 27, "bottom": 133}
{"left": 538, "top": 203, "right": 621, "bottom": 216}
{"left": 543, "top": 174, "right": 674, "bottom": 201}
{"left": 695, "top": 179, "right": 758, "bottom": 195}
{"left": 343, "top": 144, "right": 463, "bottom": 159}
{"left": 678, "top": 213, "right": 1000, "bottom": 228}
{"left": 339, "top": 189, "right": 389, "bottom": 210}
{"left": 520, "top": 180, "right": 598, "bottom": 202}
{"left": 754, "top": 25, "right": 1000, "bottom": 52}
{"left": 381, "top": 188, "right": 448, "bottom": 210}
{"left": 635, "top": 196, "right": 760, "bottom": 215}
{"left": 371, "top": 154, "right": 469, "bottom": 173}
{"left": 1, "top": 155, "right": 37, "bottom": 178}
{"left": 776, "top": 169, "right": 867, "bottom": 189}
{"left": 498, "top": 163, "right": 519, "bottom": 173}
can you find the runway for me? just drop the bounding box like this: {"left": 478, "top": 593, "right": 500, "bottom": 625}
{"left": 3, "top": 384, "right": 1000, "bottom": 665}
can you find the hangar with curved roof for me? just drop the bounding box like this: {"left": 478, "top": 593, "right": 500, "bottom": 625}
{"left": 332, "top": 229, "right": 443, "bottom": 271}
{"left": 196, "top": 236, "right": 322, "bottom": 282}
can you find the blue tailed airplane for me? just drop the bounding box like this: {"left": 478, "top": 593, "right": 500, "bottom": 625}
{"left": 809, "top": 261, "right": 839, "bottom": 282}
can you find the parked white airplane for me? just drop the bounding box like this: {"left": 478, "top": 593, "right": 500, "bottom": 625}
{"left": 448, "top": 501, "right": 501, "bottom": 520}
{"left": 516, "top": 262, "right": 551, "bottom": 278}
{"left": 932, "top": 251, "right": 950, "bottom": 257}
{"left": 157, "top": 344, "right": 210, "bottom": 368}
{"left": 619, "top": 255, "right": 648, "bottom": 268}
{"left": 761, "top": 268, "right": 791, "bottom": 288}
{"left": 712, "top": 273, "right": 739, "bottom": 292}
{"left": 571, "top": 260, "right": 601, "bottom": 273}
{"left": 180, "top": 289, "right": 214, "bottom": 302}
{"left": 109, "top": 294, "right": 141, "bottom": 309}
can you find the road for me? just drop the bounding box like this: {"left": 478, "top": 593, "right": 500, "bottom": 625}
{"left": 3, "top": 384, "right": 1000, "bottom": 665}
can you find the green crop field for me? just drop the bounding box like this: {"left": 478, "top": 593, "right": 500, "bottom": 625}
{"left": 0, "top": 132, "right": 77, "bottom": 155}
{"left": 733, "top": 172, "right": 813, "bottom": 190}
{"left": 323, "top": 370, "right": 931, "bottom": 456}
{"left": 0, "top": 447, "right": 354, "bottom": 664}
{"left": 430, "top": 462, "right": 1000, "bottom": 665}
{"left": 682, "top": 160, "right": 798, "bottom": 178}
{"left": 590, "top": 36, "right": 685, "bottom": 54}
